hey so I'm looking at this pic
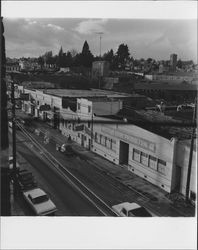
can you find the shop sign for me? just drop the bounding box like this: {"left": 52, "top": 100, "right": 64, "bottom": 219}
{"left": 40, "top": 104, "right": 51, "bottom": 111}
{"left": 20, "top": 93, "right": 30, "bottom": 101}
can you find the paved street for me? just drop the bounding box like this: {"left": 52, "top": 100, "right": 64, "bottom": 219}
{"left": 12, "top": 132, "right": 112, "bottom": 216}
{"left": 11, "top": 114, "right": 195, "bottom": 216}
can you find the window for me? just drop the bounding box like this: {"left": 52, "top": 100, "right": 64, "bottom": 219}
{"left": 121, "top": 208, "right": 127, "bottom": 216}
{"left": 140, "top": 152, "right": 149, "bottom": 166}
{"left": 149, "top": 155, "right": 157, "bottom": 170}
{"left": 32, "top": 195, "right": 49, "bottom": 204}
{"left": 88, "top": 106, "right": 91, "bottom": 113}
{"left": 106, "top": 138, "right": 111, "bottom": 149}
{"left": 101, "top": 136, "right": 106, "bottom": 146}
{"left": 133, "top": 149, "right": 140, "bottom": 162}
{"left": 99, "top": 134, "right": 102, "bottom": 144}
{"left": 112, "top": 139, "right": 116, "bottom": 152}
{"left": 95, "top": 132, "right": 99, "bottom": 142}
{"left": 88, "top": 121, "right": 91, "bottom": 128}
{"left": 158, "top": 159, "right": 166, "bottom": 175}
{"left": 94, "top": 133, "right": 116, "bottom": 152}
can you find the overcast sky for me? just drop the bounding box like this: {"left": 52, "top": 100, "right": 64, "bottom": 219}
{"left": 3, "top": 18, "right": 197, "bottom": 62}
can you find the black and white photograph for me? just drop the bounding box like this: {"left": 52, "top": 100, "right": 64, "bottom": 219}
{"left": 1, "top": 1, "right": 197, "bottom": 249}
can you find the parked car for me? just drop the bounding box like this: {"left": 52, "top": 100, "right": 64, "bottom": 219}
{"left": 23, "top": 188, "right": 57, "bottom": 216}
{"left": 56, "top": 143, "right": 74, "bottom": 156}
{"left": 9, "top": 156, "right": 20, "bottom": 170}
{"left": 112, "top": 202, "right": 153, "bottom": 217}
{"left": 16, "top": 170, "right": 37, "bottom": 191}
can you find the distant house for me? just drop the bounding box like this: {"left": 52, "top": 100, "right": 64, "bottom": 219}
{"left": 6, "top": 63, "right": 20, "bottom": 72}
{"left": 144, "top": 73, "right": 197, "bottom": 84}
{"left": 59, "top": 67, "right": 70, "bottom": 73}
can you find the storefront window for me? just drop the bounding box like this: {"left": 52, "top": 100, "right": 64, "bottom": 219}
{"left": 112, "top": 140, "right": 116, "bottom": 151}
{"left": 106, "top": 138, "right": 111, "bottom": 148}
{"left": 140, "top": 152, "right": 149, "bottom": 166}
{"left": 98, "top": 134, "right": 101, "bottom": 144}
{"left": 133, "top": 149, "right": 141, "bottom": 162}
{"left": 101, "top": 136, "right": 106, "bottom": 146}
{"left": 157, "top": 159, "right": 166, "bottom": 175}
{"left": 88, "top": 106, "right": 91, "bottom": 113}
{"left": 149, "top": 155, "right": 157, "bottom": 170}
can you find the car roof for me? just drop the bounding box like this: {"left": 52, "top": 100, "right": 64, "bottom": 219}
{"left": 26, "top": 188, "right": 46, "bottom": 199}
{"left": 113, "top": 202, "right": 141, "bottom": 211}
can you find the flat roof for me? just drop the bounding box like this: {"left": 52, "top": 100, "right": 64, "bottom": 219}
{"left": 134, "top": 82, "right": 197, "bottom": 91}
{"left": 156, "top": 72, "right": 198, "bottom": 77}
{"left": 42, "top": 88, "right": 135, "bottom": 98}
{"left": 102, "top": 109, "right": 196, "bottom": 140}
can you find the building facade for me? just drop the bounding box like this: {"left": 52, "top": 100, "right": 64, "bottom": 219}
{"left": 92, "top": 123, "right": 179, "bottom": 193}
{"left": 170, "top": 54, "right": 177, "bottom": 71}
{"left": 6, "top": 64, "right": 20, "bottom": 72}
{"left": 144, "top": 73, "right": 196, "bottom": 83}
{"left": 92, "top": 61, "right": 110, "bottom": 78}
{"left": 176, "top": 140, "right": 196, "bottom": 202}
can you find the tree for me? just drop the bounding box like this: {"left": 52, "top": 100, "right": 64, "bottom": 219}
{"left": 38, "top": 56, "right": 44, "bottom": 68}
{"left": 80, "top": 41, "right": 94, "bottom": 68}
{"left": 56, "top": 46, "right": 64, "bottom": 67}
{"left": 61, "top": 51, "right": 73, "bottom": 67}
{"left": 177, "top": 59, "right": 183, "bottom": 69}
{"left": 70, "top": 49, "right": 78, "bottom": 58}
{"left": 58, "top": 46, "right": 63, "bottom": 58}
{"left": 115, "top": 44, "right": 130, "bottom": 69}
{"left": 103, "top": 49, "right": 116, "bottom": 70}
{"left": 103, "top": 49, "right": 114, "bottom": 62}
{"left": 147, "top": 58, "right": 153, "bottom": 64}
{"left": 44, "top": 51, "right": 53, "bottom": 65}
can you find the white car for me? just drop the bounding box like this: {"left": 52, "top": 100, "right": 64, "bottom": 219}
{"left": 112, "top": 202, "right": 153, "bottom": 217}
{"left": 23, "top": 188, "right": 57, "bottom": 216}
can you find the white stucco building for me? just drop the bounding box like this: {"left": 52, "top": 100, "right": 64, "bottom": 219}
{"left": 15, "top": 85, "right": 197, "bottom": 200}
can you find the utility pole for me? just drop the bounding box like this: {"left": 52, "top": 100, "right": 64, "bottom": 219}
{"left": 1, "top": 17, "right": 10, "bottom": 215}
{"left": 10, "top": 75, "right": 17, "bottom": 194}
{"left": 96, "top": 32, "right": 103, "bottom": 89}
{"left": 91, "top": 112, "right": 94, "bottom": 149}
{"left": 185, "top": 98, "right": 197, "bottom": 203}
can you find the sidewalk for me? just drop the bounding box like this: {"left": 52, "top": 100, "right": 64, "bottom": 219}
{"left": 33, "top": 120, "right": 195, "bottom": 216}
{"left": 10, "top": 183, "right": 26, "bottom": 216}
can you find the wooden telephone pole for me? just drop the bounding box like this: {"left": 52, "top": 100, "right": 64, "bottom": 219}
{"left": 10, "top": 75, "right": 18, "bottom": 194}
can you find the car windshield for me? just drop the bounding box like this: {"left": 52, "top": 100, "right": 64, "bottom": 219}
{"left": 32, "top": 194, "right": 49, "bottom": 204}
{"left": 129, "top": 207, "right": 152, "bottom": 217}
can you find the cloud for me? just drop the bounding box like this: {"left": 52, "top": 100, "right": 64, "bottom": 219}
{"left": 3, "top": 18, "right": 197, "bottom": 61}
{"left": 46, "top": 23, "right": 64, "bottom": 31}
{"left": 25, "top": 19, "right": 37, "bottom": 25}
{"left": 74, "top": 19, "right": 107, "bottom": 35}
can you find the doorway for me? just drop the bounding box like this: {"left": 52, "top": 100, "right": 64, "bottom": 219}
{"left": 119, "top": 141, "right": 129, "bottom": 165}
